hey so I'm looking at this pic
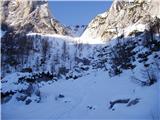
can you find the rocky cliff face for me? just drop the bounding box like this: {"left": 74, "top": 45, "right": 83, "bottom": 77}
{"left": 0, "top": 0, "right": 68, "bottom": 35}
{"left": 81, "top": 0, "right": 160, "bottom": 41}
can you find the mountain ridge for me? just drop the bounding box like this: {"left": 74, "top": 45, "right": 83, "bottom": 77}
{"left": 81, "top": 0, "right": 160, "bottom": 41}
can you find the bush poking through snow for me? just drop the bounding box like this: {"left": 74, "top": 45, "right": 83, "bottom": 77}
{"left": 25, "top": 99, "right": 32, "bottom": 105}
{"left": 141, "top": 67, "right": 157, "bottom": 86}
{"left": 131, "top": 73, "right": 157, "bottom": 86}
{"left": 108, "top": 40, "right": 136, "bottom": 76}
{"left": 109, "top": 99, "right": 130, "bottom": 109}
{"left": 1, "top": 92, "right": 15, "bottom": 103}
{"left": 16, "top": 83, "right": 41, "bottom": 104}
{"left": 21, "top": 68, "right": 33, "bottom": 73}
{"left": 127, "top": 98, "right": 140, "bottom": 107}
{"left": 18, "top": 72, "right": 56, "bottom": 83}
{"left": 109, "top": 98, "right": 140, "bottom": 110}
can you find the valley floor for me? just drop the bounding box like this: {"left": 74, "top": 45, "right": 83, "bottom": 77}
{"left": 2, "top": 69, "right": 160, "bottom": 120}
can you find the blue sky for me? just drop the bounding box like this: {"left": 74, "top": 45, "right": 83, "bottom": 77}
{"left": 48, "top": 1, "right": 112, "bottom": 26}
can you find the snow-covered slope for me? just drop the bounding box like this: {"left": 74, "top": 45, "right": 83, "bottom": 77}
{"left": 2, "top": 32, "right": 160, "bottom": 119}
{"left": 1, "top": 0, "right": 160, "bottom": 119}
{"left": 1, "top": 31, "right": 105, "bottom": 78}
{"left": 2, "top": 70, "right": 160, "bottom": 119}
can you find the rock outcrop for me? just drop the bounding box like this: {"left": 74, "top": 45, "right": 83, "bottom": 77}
{"left": 0, "top": 0, "right": 68, "bottom": 35}
{"left": 81, "top": 0, "right": 160, "bottom": 41}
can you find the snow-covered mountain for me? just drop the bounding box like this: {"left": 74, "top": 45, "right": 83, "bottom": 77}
{"left": 81, "top": 0, "right": 160, "bottom": 41}
{"left": 0, "top": 0, "right": 68, "bottom": 35}
{"left": 1, "top": 0, "right": 160, "bottom": 119}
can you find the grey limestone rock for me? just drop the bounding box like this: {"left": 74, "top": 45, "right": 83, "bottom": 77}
{"left": 0, "top": 0, "right": 68, "bottom": 35}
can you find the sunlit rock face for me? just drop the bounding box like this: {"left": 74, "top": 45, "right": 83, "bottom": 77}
{"left": 0, "top": 0, "right": 68, "bottom": 35}
{"left": 81, "top": 0, "right": 160, "bottom": 41}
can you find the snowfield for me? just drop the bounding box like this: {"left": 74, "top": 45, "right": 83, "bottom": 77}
{"left": 27, "top": 32, "right": 105, "bottom": 45}
{"left": 2, "top": 68, "right": 160, "bottom": 120}
{"left": 1, "top": 32, "right": 160, "bottom": 120}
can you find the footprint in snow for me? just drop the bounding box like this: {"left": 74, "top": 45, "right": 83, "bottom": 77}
{"left": 55, "top": 94, "right": 72, "bottom": 103}
{"left": 55, "top": 94, "right": 65, "bottom": 101}
{"left": 87, "top": 105, "right": 96, "bottom": 110}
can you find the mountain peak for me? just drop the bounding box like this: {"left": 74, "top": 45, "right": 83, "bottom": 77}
{"left": 1, "top": 0, "right": 68, "bottom": 35}
{"left": 81, "top": 0, "right": 160, "bottom": 41}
